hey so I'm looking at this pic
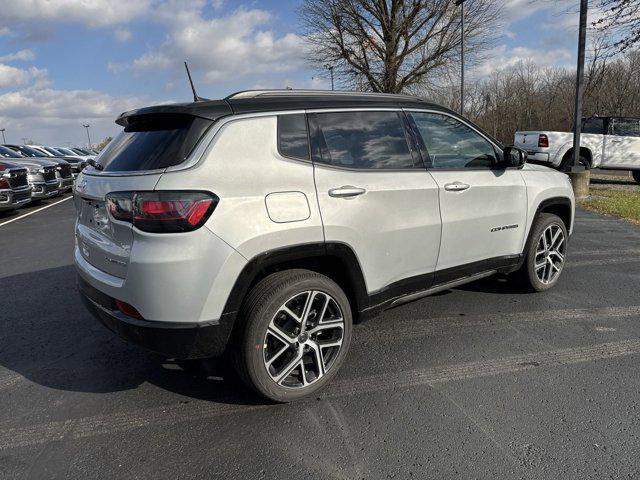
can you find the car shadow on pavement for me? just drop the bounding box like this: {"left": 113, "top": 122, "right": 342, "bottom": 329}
{"left": 454, "top": 274, "right": 532, "bottom": 295}
{"left": 0, "top": 264, "right": 267, "bottom": 406}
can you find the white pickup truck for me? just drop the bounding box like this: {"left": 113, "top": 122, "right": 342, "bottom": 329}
{"left": 515, "top": 116, "right": 640, "bottom": 184}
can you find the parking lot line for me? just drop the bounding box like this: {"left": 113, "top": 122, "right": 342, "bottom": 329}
{"left": 0, "top": 196, "right": 72, "bottom": 228}
{"left": 1, "top": 338, "right": 639, "bottom": 450}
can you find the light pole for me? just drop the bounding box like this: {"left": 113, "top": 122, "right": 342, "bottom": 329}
{"left": 82, "top": 124, "right": 92, "bottom": 149}
{"left": 455, "top": 0, "right": 466, "bottom": 116}
{"left": 572, "top": 0, "right": 588, "bottom": 170}
{"left": 0, "top": 128, "right": 5, "bottom": 144}
{"left": 324, "top": 64, "right": 335, "bottom": 91}
{"left": 568, "top": 0, "right": 590, "bottom": 200}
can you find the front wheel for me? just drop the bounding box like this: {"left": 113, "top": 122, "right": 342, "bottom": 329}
{"left": 233, "top": 269, "right": 352, "bottom": 402}
{"left": 516, "top": 213, "right": 568, "bottom": 292}
{"left": 632, "top": 170, "right": 640, "bottom": 185}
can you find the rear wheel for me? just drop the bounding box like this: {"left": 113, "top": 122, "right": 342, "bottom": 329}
{"left": 233, "top": 269, "right": 352, "bottom": 402}
{"left": 516, "top": 213, "right": 568, "bottom": 292}
{"left": 561, "top": 152, "right": 590, "bottom": 171}
{"left": 632, "top": 170, "right": 640, "bottom": 185}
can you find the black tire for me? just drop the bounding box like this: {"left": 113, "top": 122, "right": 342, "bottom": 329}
{"left": 233, "top": 269, "right": 353, "bottom": 402}
{"left": 561, "top": 152, "right": 590, "bottom": 171}
{"left": 516, "top": 213, "right": 568, "bottom": 292}
{"left": 632, "top": 170, "right": 640, "bottom": 185}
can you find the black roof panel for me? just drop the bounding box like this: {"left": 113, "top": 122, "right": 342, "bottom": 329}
{"left": 115, "top": 91, "right": 453, "bottom": 126}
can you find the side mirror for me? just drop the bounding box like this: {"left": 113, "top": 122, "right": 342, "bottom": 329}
{"left": 501, "top": 146, "right": 527, "bottom": 168}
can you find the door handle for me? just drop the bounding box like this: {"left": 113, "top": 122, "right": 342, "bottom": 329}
{"left": 328, "top": 186, "right": 366, "bottom": 198}
{"left": 444, "top": 182, "right": 470, "bottom": 192}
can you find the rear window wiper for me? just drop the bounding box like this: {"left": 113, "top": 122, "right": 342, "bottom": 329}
{"left": 87, "top": 159, "right": 103, "bottom": 171}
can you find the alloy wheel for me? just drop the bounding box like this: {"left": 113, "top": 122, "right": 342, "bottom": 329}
{"left": 534, "top": 223, "right": 566, "bottom": 285}
{"left": 263, "top": 290, "right": 345, "bottom": 389}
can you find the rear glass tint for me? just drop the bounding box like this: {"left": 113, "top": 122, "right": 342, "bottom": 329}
{"left": 97, "top": 115, "right": 213, "bottom": 172}
{"left": 278, "top": 114, "right": 310, "bottom": 160}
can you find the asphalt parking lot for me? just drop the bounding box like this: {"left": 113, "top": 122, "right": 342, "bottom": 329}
{"left": 1, "top": 195, "right": 640, "bottom": 479}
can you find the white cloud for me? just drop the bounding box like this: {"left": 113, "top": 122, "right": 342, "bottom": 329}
{"left": 0, "top": 49, "right": 36, "bottom": 62}
{"left": 0, "top": 85, "right": 145, "bottom": 145}
{"left": 129, "top": 5, "right": 305, "bottom": 84}
{"left": 0, "top": 27, "right": 10, "bottom": 36}
{"left": 0, "top": 64, "right": 47, "bottom": 88}
{"left": 0, "top": 0, "right": 152, "bottom": 28}
{"left": 502, "top": 0, "right": 575, "bottom": 24}
{"left": 475, "top": 45, "right": 573, "bottom": 77}
{"left": 114, "top": 28, "right": 132, "bottom": 42}
{"left": 0, "top": 64, "right": 30, "bottom": 88}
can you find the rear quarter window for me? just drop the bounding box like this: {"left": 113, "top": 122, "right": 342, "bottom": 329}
{"left": 277, "top": 114, "right": 310, "bottom": 161}
{"left": 96, "top": 115, "right": 213, "bottom": 172}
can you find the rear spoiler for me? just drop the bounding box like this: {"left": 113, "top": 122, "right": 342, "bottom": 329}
{"left": 116, "top": 101, "right": 233, "bottom": 128}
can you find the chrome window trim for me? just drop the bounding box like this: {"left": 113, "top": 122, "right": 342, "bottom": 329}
{"left": 85, "top": 107, "right": 495, "bottom": 177}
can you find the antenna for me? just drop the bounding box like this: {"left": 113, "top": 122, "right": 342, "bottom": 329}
{"left": 184, "top": 61, "right": 208, "bottom": 102}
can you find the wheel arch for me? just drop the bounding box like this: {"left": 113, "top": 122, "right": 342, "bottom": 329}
{"left": 536, "top": 196, "right": 573, "bottom": 232}
{"left": 561, "top": 146, "right": 593, "bottom": 169}
{"left": 220, "top": 242, "right": 369, "bottom": 328}
{"left": 518, "top": 196, "right": 573, "bottom": 270}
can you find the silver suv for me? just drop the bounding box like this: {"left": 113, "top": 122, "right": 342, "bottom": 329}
{"left": 75, "top": 90, "right": 575, "bottom": 402}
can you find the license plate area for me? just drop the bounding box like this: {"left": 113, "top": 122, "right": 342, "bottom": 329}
{"left": 76, "top": 197, "right": 132, "bottom": 278}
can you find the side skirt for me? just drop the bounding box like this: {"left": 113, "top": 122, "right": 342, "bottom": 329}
{"left": 390, "top": 270, "right": 497, "bottom": 308}
{"left": 359, "top": 254, "right": 521, "bottom": 320}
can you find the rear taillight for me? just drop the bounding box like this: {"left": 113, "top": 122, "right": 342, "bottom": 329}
{"left": 538, "top": 134, "right": 549, "bottom": 148}
{"left": 106, "top": 191, "right": 218, "bottom": 233}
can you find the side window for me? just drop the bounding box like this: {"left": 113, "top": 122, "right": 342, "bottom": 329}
{"left": 611, "top": 118, "right": 640, "bottom": 137}
{"left": 410, "top": 112, "right": 497, "bottom": 169}
{"left": 582, "top": 117, "right": 605, "bottom": 134}
{"left": 277, "top": 114, "right": 310, "bottom": 160}
{"left": 311, "top": 111, "right": 417, "bottom": 169}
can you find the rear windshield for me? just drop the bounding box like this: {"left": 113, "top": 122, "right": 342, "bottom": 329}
{"left": 96, "top": 114, "right": 213, "bottom": 172}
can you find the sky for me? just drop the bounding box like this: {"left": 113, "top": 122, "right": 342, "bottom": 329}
{"left": 0, "top": 0, "right": 584, "bottom": 146}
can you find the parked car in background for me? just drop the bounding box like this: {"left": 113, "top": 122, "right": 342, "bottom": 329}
{"left": 3, "top": 144, "right": 74, "bottom": 192}
{"left": 55, "top": 146, "right": 94, "bottom": 163}
{"left": 0, "top": 146, "right": 59, "bottom": 200}
{"left": 514, "top": 116, "right": 640, "bottom": 183}
{"left": 71, "top": 147, "right": 96, "bottom": 158}
{"left": 27, "top": 145, "right": 87, "bottom": 178}
{"left": 27, "top": 145, "right": 55, "bottom": 157}
{"left": 75, "top": 90, "right": 575, "bottom": 402}
{"left": 0, "top": 160, "right": 32, "bottom": 211}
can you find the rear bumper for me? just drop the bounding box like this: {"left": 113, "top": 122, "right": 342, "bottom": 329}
{"left": 78, "top": 276, "right": 234, "bottom": 359}
{"left": 526, "top": 152, "right": 551, "bottom": 163}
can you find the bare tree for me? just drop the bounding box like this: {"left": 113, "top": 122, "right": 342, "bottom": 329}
{"left": 298, "top": 0, "right": 503, "bottom": 93}
{"left": 447, "top": 50, "right": 640, "bottom": 144}
{"left": 591, "top": 0, "right": 640, "bottom": 53}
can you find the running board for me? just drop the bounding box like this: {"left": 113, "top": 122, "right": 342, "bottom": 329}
{"left": 390, "top": 270, "right": 497, "bottom": 308}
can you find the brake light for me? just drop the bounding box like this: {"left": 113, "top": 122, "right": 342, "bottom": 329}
{"left": 106, "top": 191, "right": 218, "bottom": 233}
{"left": 115, "top": 299, "right": 144, "bottom": 320}
{"left": 538, "top": 134, "right": 549, "bottom": 148}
